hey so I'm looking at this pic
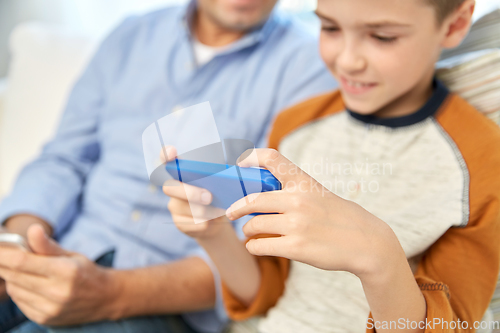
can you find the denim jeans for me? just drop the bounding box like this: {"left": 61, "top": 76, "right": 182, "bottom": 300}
{"left": 0, "top": 251, "right": 201, "bottom": 333}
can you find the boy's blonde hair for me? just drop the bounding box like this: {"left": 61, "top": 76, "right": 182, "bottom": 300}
{"left": 427, "top": 0, "right": 467, "bottom": 23}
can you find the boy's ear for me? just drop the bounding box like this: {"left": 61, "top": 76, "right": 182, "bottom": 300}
{"left": 440, "top": 0, "right": 475, "bottom": 49}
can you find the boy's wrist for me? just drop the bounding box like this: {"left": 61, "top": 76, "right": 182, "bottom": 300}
{"left": 357, "top": 227, "right": 408, "bottom": 287}
{"left": 197, "top": 220, "right": 236, "bottom": 246}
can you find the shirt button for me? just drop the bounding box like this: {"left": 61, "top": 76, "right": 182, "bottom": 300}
{"left": 148, "top": 184, "right": 158, "bottom": 193}
{"left": 131, "top": 210, "right": 142, "bottom": 222}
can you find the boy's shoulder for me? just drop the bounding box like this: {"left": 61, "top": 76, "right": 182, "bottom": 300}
{"left": 269, "top": 90, "right": 344, "bottom": 149}
{"left": 435, "top": 93, "right": 500, "bottom": 220}
{"left": 435, "top": 93, "right": 500, "bottom": 157}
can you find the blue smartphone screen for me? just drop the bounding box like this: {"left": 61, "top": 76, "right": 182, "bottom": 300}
{"left": 165, "top": 159, "right": 281, "bottom": 209}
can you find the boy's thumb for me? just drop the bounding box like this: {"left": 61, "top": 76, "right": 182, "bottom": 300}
{"left": 27, "top": 224, "right": 67, "bottom": 256}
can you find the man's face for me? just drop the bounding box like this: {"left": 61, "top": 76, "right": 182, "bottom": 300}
{"left": 316, "top": 0, "right": 448, "bottom": 116}
{"left": 197, "top": 0, "right": 278, "bottom": 31}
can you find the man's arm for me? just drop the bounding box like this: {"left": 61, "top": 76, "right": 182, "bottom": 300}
{"left": 108, "top": 257, "right": 216, "bottom": 319}
{"left": 0, "top": 212, "right": 217, "bottom": 320}
{"left": 0, "top": 17, "right": 141, "bottom": 233}
{"left": 0, "top": 224, "right": 218, "bottom": 326}
{"left": 0, "top": 18, "right": 136, "bottom": 305}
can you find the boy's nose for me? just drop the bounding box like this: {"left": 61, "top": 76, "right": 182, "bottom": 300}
{"left": 336, "top": 42, "right": 367, "bottom": 74}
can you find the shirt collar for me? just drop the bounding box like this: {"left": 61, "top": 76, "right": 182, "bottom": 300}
{"left": 347, "top": 79, "right": 450, "bottom": 128}
{"left": 179, "top": 0, "right": 278, "bottom": 54}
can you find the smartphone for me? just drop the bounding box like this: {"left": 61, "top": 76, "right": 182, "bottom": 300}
{"left": 0, "top": 233, "right": 31, "bottom": 252}
{"left": 165, "top": 159, "right": 282, "bottom": 210}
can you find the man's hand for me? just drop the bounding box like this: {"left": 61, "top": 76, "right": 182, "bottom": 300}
{"left": 0, "top": 278, "right": 6, "bottom": 302}
{"left": 0, "top": 224, "right": 120, "bottom": 326}
{"left": 4, "top": 214, "right": 53, "bottom": 239}
{"left": 0, "top": 215, "right": 53, "bottom": 302}
{"left": 0, "top": 226, "right": 8, "bottom": 301}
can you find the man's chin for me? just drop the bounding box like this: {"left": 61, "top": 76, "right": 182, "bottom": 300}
{"left": 220, "top": 18, "right": 262, "bottom": 31}
{"left": 215, "top": 8, "right": 270, "bottom": 30}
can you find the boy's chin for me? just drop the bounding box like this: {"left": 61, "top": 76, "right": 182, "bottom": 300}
{"left": 342, "top": 98, "right": 380, "bottom": 116}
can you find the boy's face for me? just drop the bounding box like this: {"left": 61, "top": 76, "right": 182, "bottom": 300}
{"left": 316, "top": 0, "right": 450, "bottom": 117}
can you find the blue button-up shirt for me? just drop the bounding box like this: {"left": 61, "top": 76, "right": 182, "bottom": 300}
{"left": 0, "top": 2, "right": 336, "bottom": 331}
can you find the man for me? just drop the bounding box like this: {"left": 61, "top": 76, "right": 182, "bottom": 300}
{"left": 0, "top": 0, "right": 336, "bottom": 332}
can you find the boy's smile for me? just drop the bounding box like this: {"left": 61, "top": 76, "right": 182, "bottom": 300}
{"left": 316, "top": 0, "right": 474, "bottom": 119}
{"left": 339, "top": 76, "right": 378, "bottom": 96}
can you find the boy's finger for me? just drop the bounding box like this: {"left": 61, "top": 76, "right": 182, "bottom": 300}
{"left": 226, "top": 191, "right": 286, "bottom": 220}
{"left": 171, "top": 199, "right": 225, "bottom": 220}
{"left": 242, "top": 214, "right": 288, "bottom": 238}
{"left": 245, "top": 236, "right": 293, "bottom": 258}
{"left": 236, "top": 148, "right": 305, "bottom": 186}
{"left": 168, "top": 198, "right": 194, "bottom": 216}
{"left": 172, "top": 215, "right": 204, "bottom": 230}
{"left": 163, "top": 182, "right": 213, "bottom": 205}
{"left": 159, "top": 146, "right": 177, "bottom": 163}
{"left": 173, "top": 215, "right": 225, "bottom": 234}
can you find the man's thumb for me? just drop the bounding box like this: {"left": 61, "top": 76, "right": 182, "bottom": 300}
{"left": 27, "top": 224, "right": 67, "bottom": 256}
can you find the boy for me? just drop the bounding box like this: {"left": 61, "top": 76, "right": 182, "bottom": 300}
{"left": 165, "top": 0, "right": 500, "bottom": 332}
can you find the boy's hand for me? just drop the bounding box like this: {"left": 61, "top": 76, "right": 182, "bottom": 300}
{"left": 161, "top": 146, "right": 229, "bottom": 240}
{"left": 165, "top": 180, "right": 230, "bottom": 239}
{"left": 226, "top": 149, "right": 401, "bottom": 280}
{"left": 162, "top": 146, "right": 260, "bottom": 305}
